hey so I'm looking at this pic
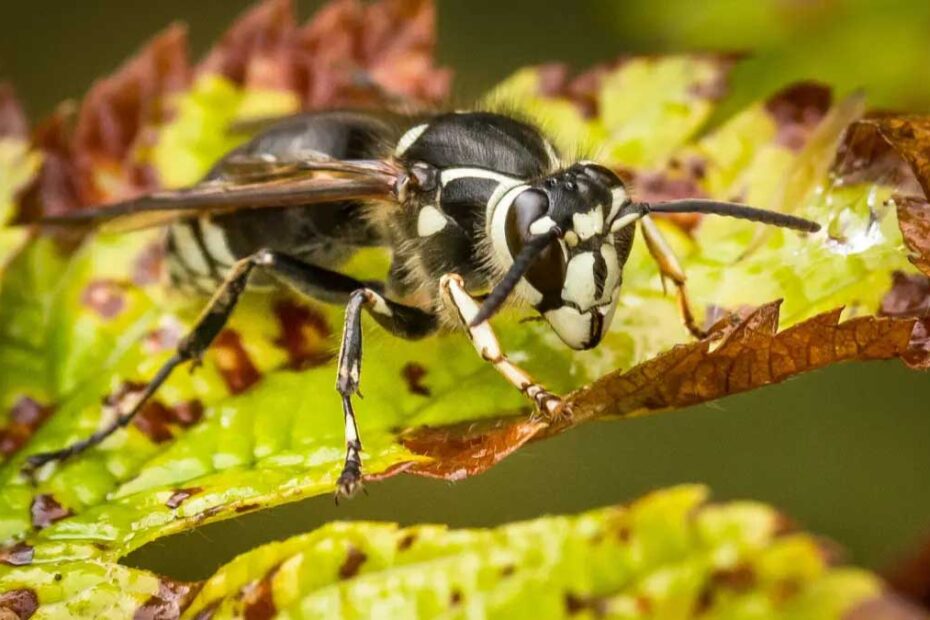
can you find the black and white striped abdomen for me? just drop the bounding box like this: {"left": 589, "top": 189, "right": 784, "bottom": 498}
{"left": 166, "top": 217, "right": 239, "bottom": 294}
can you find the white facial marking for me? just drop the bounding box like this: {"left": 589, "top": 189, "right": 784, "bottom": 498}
{"left": 609, "top": 211, "right": 641, "bottom": 233}
{"left": 608, "top": 186, "right": 629, "bottom": 222}
{"left": 596, "top": 290, "right": 620, "bottom": 339}
{"left": 600, "top": 243, "right": 621, "bottom": 297}
{"left": 572, "top": 206, "right": 604, "bottom": 241}
{"left": 417, "top": 205, "right": 447, "bottom": 237}
{"left": 563, "top": 230, "right": 579, "bottom": 247}
{"left": 529, "top": 216, "right": 557, "bottom": 236}
{"left": 394, "top": 123, "right": 429, "bottom": 157}
{"left": 562, "top": 252, "right": 598, "bottom": 311}
{"left": 544, "top": 306, "right": 593, "bottom": 350}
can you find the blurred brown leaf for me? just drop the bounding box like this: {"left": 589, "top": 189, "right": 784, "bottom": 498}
{"left": 0, "top": 84, "right": 28, "bottom": 139}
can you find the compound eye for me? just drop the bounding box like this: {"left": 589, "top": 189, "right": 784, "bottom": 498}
{"left": 504, "top": 189, "right": 566, "bottom": 301}
{"left": 580, "top": 163, "right": 623, "bottom": 189}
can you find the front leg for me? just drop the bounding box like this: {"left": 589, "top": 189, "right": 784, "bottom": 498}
{"left": 335, "top": 288, "right": 438, "bottom": 498}
{"left": 439, "top": 274, "right": 566, "bottom": 420}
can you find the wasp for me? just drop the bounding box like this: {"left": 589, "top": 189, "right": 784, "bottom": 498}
{"left": 21, "top": 110, "right": 820, "bottom": 497}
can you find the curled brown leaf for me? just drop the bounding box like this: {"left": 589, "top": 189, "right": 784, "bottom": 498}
{"left": 402, "top": 304, "right": 922, "bottom": 480}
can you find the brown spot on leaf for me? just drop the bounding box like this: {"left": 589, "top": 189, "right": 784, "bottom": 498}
{"left": 397, "top": 532, "right": 417, "bottom": 551}
{"left": 272, "top": 299, "right": 332, "bottom": 369}
{"left": 0, "top": 398, "right": 53, "bottom": 458}
{"left": 0, "top": 542, "right": 34, "bottom": 567}
{"left": 165, "top": 487, "right": 203, "bottom": 509}
{"left": 339, "top": 546, "right": 367, "bottom": 580}
{"left": 241, "top": 564, "right": 280, "bottom": 620}
{"left": 0, "top": 589, "right": 38, "bottom": 620}
{"left": 449, "top": 589, "right": 462, "bottom": 606}
{"left": 103, "top": 382, "right": 202, "bottom": 444}
{"left": 235, "top": 503, "right": 260, "bottom": 514}
{"left": 564, "top": 592, "right": 607, "bottom": 617}
{"left": 500, "top": 564, "right": 515, "bottom": 577}
{"left": 0, "top": 83, "right": 28, "bottom": 139}
{"left": 133, "top": 579, "right": 200, "bottom": 620}
{"left": 30, "top": 494, "right": 72, "bottom": 530}
{"left": 401, "top": 362, "right": 431, "bottom": 396}
{"left": 712, "top": 564, "right": 756, "bottom": 592}
{"left": 133, "top": 241, "right": 165, "bottom": 286}
{"left": 81, "top": 279, "right": 127, "bottom": 318}
{"left": 213, "top": 330, "right": 262, "bottom": 394}
{"left": 765, "top": 82, "right": 832, "bottom": 152}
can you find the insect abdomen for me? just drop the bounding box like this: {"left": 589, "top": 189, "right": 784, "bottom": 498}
{"left": 166, "top": 111, "right": 400, "bottom": 292}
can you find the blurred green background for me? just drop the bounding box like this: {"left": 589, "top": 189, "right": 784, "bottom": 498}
{"left": 2, "top": 0, "right": 930, "bottom": 581}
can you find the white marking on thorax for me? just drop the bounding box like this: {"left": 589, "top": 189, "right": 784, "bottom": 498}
{"left": 572, "top": 206, "right": 604, "bottom": 241}
{"left": 440, "top": 167, "right": 523, "bottom": 188}
{"left": 395, "top": 123, "right": 429, "bottom": 157}
{"left": 562, "top": 252, "right": 598, "bottom": 311}
{"left": 544, "top": 306, "right": 593, "bottom": 350}
{"left": 417, "top": 205, "right": 448, "bottom": 237}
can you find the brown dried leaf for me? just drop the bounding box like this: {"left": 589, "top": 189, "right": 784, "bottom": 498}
{"left": 196, "top": 0, "right": 297, "bottom": 91}
{"left": 197, "top": 0, "right": 451, "bottom": 108}
{"left": 402, "top": 304, "right": 922, "bottom": 480}
{"left": 843, "top": 116, "right": 930, "bottom": 276}
{"left": 73, "top": 23, "right": 190, "bottom": 204}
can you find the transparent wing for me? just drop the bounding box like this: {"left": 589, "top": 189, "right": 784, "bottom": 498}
{"left": 25, "top": 155, "right": 402, "bottom": 233}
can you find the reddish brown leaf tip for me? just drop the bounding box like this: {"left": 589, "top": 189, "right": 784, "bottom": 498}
{"left": 403, "top": 416, "right": 547, "bottom": 481}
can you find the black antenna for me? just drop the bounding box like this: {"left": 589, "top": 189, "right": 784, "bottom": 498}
{"left": 470, "top": 228, "right": 560, "bottom": 327}
{"left": 642, "top": 200, "right": 821, "bottom": 233}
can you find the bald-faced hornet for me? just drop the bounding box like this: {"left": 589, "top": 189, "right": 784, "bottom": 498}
{"left": 22, "top": 110, "right": 819, "bottom": 497}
